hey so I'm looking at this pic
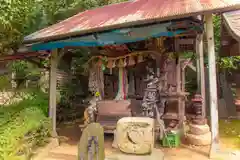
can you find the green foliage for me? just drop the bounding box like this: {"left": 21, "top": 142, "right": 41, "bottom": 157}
{"left": 0, "top": 0, "right": 127, "bottom": 54}
{"left": 219, "top": 56, "right": 240, "bottom": 70}
{"left": 7, "top": 60, "right": 42, "bottom": 89}
{"left": 213, "top": 15, "right": 221, "bottom": 54}
{"left": 58, "top": 49, "right": 92, "bottom": 108}
{"left": 41, "top": 0, "right": 128, "bottom": 25}
{"left": 10, "top": 61, "right": 29, "bottom": 79}
{"left": 0, "top": 75, "right": 11, "bottom": 90}
{"left": 0, "top": 90, "right": 50, "bottom": 160}
{"left": 180, "top": 51, "right": 196, "bottom": 59}
{"left": 0, "top": 0, "right": 39, "bottom": 53}
{"left": 219, "top": 119, "right": 240, "bottom": 149}
{"left": 213, "top": 15, "right": 240, "bottom": 70}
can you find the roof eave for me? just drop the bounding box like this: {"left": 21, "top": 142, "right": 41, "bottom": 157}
{"left": 222, "top": 13, "right": 240, "bottom": 42}
{"left": 23, "top": 5, "right": 240, "bottom": 45}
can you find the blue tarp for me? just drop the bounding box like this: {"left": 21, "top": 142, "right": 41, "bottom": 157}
{"left": 31, "top": 22, "right": 186, "bottom": 51}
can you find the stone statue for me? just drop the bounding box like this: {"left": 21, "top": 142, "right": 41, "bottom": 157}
{"left": 84, "top": 93, "right": 101, "bottom": 125}
{"left": 78, "top": 123, "right": 105, "bottom": 160}
{"left": 141, "top": 65, "right": 166, "bottom": 139}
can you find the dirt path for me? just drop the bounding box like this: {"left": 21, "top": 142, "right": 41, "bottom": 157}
{"left": 39, "top": 122, "right": 240, "bottom": 160}
{"left": 42, "top": 141, "right": 240, "bottom": 160}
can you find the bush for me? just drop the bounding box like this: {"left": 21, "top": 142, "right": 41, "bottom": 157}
{"left": 0, "top": 75, "right": 11, "bottom": 90}
{"left": 0, "top": 90, "right": 50, "bottom": 160}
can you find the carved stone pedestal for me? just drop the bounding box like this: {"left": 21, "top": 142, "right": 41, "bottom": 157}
{"left": 189, "top": 123, "right": 210, "bottom": 135}
{"left": 185, "top": 122, "right": 211, "bottom": 146}
{"left": 186, "top": 131, "right": 211, "bottom": 146}
{"left": 186, "top": 95, "right": 211, "bottom": 146}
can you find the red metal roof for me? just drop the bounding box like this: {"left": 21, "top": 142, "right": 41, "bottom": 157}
{"left": 24, "top": 0, "right": 240, "bottom": 44}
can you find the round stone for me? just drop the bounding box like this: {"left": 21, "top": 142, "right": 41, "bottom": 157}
{"left": 191, "top": 118, "right": 207, "bottom": 125}
{"left": 185, "top": 132, "right": 211, "bottom": 146}
{"left": 189, "top": 123, "right": 210, "bottom": 135}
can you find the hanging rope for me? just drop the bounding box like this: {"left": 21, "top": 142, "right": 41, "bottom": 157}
{"left": 85, "top": 50, "right": 170, "bottom": 69}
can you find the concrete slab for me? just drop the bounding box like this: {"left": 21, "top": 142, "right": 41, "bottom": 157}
{"left": 105, "top": 149, "right": 165, "bottom": 160}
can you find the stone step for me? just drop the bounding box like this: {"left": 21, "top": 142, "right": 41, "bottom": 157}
{"left": 44, "top": 158, "right": 64, "bottom": 160}
{"left": 46, "top": 152, "right": 76, "bottom": 160}
{"left": 106, "top": 149, "right": 164, "bottom": 160}
{"left": 50, "top": 145, "right": 77, "bottom": 156}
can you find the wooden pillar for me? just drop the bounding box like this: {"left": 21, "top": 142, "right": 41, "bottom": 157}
{"left": 205, "top": 14, "right": 219, "bottom": 158}
{"left": 156, "top": 57, "right": 161, "bottom": 77}
{"left": 196, "top": 35, "right": 207, "bottom": 118}
{"left": 128, "top": 70, "right": 135, "bottom": 96}
{"left": 49, "top": 49, "right": 58, "bottom": 137}
{"left": 181, "top": 61, "right": 186, "bottom": 130}
{"left": 11, "top": 72, "right": 17, "bottom": 89}
{"left": 177, "top": 58, "right": 184, "bottom": 128}
{"left": 96, "top": 66, "right": 104, "bottom": 100}
{"left": 175, "top": 38, "right": 184, "bottom": 130}
{"left": 236, "top": 88, "right": 240, "bottom": 117}
{"left": 196, "top": 51, "right": 201, "bottom": 93}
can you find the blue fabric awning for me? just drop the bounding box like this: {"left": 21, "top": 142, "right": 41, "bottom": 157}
{"left": 30, "top": 22, "right": 188, "bottom": 51}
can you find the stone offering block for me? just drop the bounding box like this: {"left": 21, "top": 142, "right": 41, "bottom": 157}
{"left": 116, "top": 117, "right": 155, "bottom": 155}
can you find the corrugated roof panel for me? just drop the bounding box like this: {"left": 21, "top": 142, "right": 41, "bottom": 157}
{"left": 24, "top": 0, "right": 240, "bottom": 43}
{"left": 223, "top": 10, "right": 240, "bottom": 41}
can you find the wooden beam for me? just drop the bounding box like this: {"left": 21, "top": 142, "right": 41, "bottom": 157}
{"left": 196, "top": 34, "right": 207, "bottom": 118}
{"left": 196, "top": 42, "right": 201, "bottom": 93}
{"left": 0, "top": 51, "right": 50, "bottom": 62}
{"left": 205, "top": 14, "right": 220, "bottom": 158}
{"left": 176, "top": 38, "right": 195, "bottom": 45}
{"left": 187, "top": 63, "right": 197, "bottom": 72}
{"left": 177, "top": 58, "right": 184, "bottom": 129}
{"left": 49, "top": 49, "right": 58, "bottom": 137}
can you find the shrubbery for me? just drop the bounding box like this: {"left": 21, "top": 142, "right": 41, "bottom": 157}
{"left": 0, "top": 90, "right": 50, "bottom": 160}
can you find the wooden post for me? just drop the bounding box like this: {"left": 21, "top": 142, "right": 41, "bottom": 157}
{"left": 175, "top": 38, "right": 185, "bottom": 130}
{"left": 236, "top": 87, "right": 240, "bottom": 117}
{"left": 49, "top": 49, "right": 58, "bottom": 137}
{"left": 156, "top": 57, "right": 160, "bottom": 77}
{"left": 181, "top": 66, "right": 185, "bottom": 92}
{"left": 128, "top": 70, "right": 135, "bottom": 96}
{"left": 181, "top": 60, "right": 186, "bottom": 129}
{"left": 177, "top": 58, "right": 184, "bottom": 127}
{"left": 196, "top": 50, "right": 201, "bottom": 93}
{"left": 205, "top": 14, "right": 219, "bottom": 158}
{"left": 11, "top": 72, "right": 17, "bottom": 89}
{"left": 196, "top": 35, "right": 207, "bottom": 118}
